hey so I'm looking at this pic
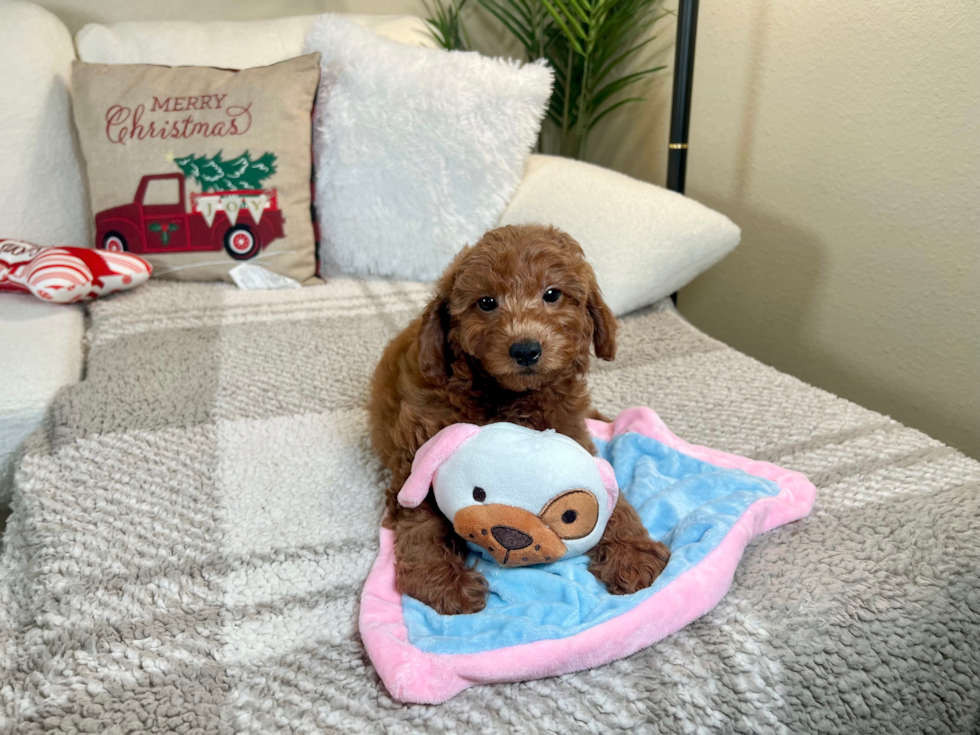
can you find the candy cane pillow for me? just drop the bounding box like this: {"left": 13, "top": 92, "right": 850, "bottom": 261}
{"left": 0, "top": 239, "right": 151, "bottom": 303}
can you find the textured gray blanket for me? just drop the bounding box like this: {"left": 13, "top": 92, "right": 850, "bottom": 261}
{"left": 1, "top": 280, "right": 978, "bottom": 734}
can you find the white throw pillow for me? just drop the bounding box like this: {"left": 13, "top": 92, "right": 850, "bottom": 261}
{"left": 75, "top": 14, "right": 436, "bottom": 68}
{"left": 0, "top": 2, "right": 90, "bottom": 248}
{"left": 498, "top": 155, "right": 741, "bottom": 315}
{"left": 304, "top": 16, "right": 553, "bottom": 281}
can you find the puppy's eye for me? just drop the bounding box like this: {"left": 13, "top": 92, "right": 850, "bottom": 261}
{"left": 543, "top": 288, "right": 561, "bottom": 303}
{"left": 473, "top": 487, "right": 487, "bottom": 502}
{"left": 477, "top": 297, "right": 497, "bottom": 312}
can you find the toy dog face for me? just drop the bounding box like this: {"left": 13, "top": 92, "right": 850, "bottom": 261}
{"left": 399, "top": 423, "right": 618, "bottom": 567}
{"left": 453, "top": 488, "right": 600, "bottom": 566}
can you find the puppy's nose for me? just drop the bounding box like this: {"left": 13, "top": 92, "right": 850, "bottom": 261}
{"left": 509, "top": 340, "right": 542, "bottom": 367}
{"left": 491, "top": 525, "right": 533, "bottom": 550}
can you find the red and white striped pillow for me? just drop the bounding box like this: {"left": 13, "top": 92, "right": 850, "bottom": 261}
{"left": 0, "top": 239, "right": 151, "bottom": 303}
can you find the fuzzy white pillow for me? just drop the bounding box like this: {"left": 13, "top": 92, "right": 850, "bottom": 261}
{"left": 304, "top": 16, "right": 553, "bottom": 280}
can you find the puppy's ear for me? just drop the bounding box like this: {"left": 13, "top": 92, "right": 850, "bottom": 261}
{"left": 418, "top": 298, "right": 451, "bottom": 383}
{"left": 587, "top": 276, "right": 617, "bottom": 361}
{"left": 417, "top": 256, "right": 461, "bottom": 383}
{"left": 548, "top": 226, "right": 586, "bottom": 257}
{"left": 551, "top": 227, "right": 616, "bottom": 361}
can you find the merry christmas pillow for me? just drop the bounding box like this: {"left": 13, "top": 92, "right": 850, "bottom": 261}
{"left": 70, "top": 54, "right": 320, "bottom": 283}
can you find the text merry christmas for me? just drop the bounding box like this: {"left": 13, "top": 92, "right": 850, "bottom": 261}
{"left": 105, "top": 101, "right": 253, "bottom": 145}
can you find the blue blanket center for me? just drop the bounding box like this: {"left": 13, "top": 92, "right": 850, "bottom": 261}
{"left": 402, "top": 431, "right": 782, "bottom": 654}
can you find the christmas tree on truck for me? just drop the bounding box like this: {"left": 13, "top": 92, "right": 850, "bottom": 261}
{"left": 174, "top": 151, "right": 277, "bottom": 192}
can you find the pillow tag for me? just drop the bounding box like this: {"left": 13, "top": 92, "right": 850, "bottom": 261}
{"left": 229, "top": 263, "right": 301, "bottom": 290}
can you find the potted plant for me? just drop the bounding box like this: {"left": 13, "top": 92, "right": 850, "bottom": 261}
{"left": 423, "top": 0, "right": 668, "bottom": 159}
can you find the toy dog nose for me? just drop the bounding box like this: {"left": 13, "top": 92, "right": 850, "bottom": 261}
{"left": 509, "top": 340, "right": 542, "bottom": 367}
{"left": 491, "top": 525, "right": 533, "bottom": 550}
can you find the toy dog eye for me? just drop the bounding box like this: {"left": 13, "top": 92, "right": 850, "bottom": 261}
{"left": 477, "top": 297, "right": 497, "bottom": 312}
{"left": 539, "top": 490, "right": 598, "bottom": 540}
{"left": 473, "top": 487, "right": 487, "bottom": 502}
{"left": 543, "top": 288, "right": 561, "bottom": 303}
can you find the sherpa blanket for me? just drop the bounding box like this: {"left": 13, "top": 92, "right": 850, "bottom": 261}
{"left": 2, "top": 279, "right": 979, "bottom": 734}
{"left": 362, "top": 407, "right": 816, "bottom": 703}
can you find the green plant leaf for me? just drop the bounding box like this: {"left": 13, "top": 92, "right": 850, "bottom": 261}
{"left": 503, "top": 0, "right": 535, "bottom": 25}
{"left": 593, "top": 34, "right": 657, "bottom": 82}
{"left": 564, "top": 0, "right": 592, "bottom": 25}
{"left": 589, "top": 65, "right": 664, "bottom": 112}
{"left": 480, "top": 0, "right": 668, "bottom": 158}
{"left": 541, "top": 0, "right": 586, "bottom": 52}
{"left": 422, "top": 0, "right": 469, "bottom": 50}
{"left": 592, "top": 16, "right": 651, "bottom": 59}
{"left": 588, "top": 96, "right": 644, "bottom": 130}
{"left": 478, "top": 0, "right": 534, "bottom": 48}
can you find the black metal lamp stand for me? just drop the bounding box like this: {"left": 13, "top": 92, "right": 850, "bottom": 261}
{"left": 667, "top": 0, "right": 699, "bottom": 195}
{"left": 667, "top": 0, "right": 699, "bottom": 303}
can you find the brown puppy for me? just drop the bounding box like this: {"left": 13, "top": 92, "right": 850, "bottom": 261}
{"left": 369, "top": 224, "right": 670, "bottom": 614}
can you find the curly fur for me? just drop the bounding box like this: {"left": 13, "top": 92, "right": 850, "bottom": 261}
{"left": 368, "top": 224, "right": 669, "bottom": 614}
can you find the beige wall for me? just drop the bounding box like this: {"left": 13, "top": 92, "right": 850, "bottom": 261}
{"left": 33, "top": 0, "right": 421, "bottom": 33}
{"left": 40, "top": 0, "right": 979, "bottom": 458}
{"left": 677, "top": 1, "right": 980, "bottom": 459}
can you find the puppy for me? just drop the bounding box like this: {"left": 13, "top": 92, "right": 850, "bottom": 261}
{"left": 369, "top": 224, "right": 670, "bottom": 614}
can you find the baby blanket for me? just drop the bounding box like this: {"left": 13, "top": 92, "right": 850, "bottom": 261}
{"left": 359, "top": 407, "right": 816, "bottom": 704}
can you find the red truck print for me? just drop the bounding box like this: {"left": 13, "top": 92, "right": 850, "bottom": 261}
{"left": 95, "top": 173, "right": 284, "bottom": 260}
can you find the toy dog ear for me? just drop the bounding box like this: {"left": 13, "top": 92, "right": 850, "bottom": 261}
{"left": 594, "top": 456, "right": 619, "bottom": 511}
{"left": 397, "top": 424, "right": 483, "bottom": 508}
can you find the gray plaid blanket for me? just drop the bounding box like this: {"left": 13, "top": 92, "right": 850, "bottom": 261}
{"left": 2, "top": 279, "right": 978, "bottom": 734}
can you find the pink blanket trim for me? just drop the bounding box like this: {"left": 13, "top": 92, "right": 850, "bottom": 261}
{"left": 359, "top": 407, "right": 816, "bottom": 704}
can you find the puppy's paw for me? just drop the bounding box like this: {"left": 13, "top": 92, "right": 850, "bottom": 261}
{"left": 438, "top": 565, "right": 490, "bottom": 615}
{"left": 588, "top": 537, "right": 670, "bottom": 595}
{"left": 398, "top": 560, "right": 488, "bottom": 615}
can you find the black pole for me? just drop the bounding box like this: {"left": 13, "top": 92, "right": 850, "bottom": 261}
{"left": 666, "top": 0, "right": 699, "bottom": 195}
{"left": 667, "top": 0, "right": 699, "bottom": 304}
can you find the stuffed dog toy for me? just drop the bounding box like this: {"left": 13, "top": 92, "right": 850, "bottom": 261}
{"left": 397, "top": 423, "right": 618, "bottom": 567}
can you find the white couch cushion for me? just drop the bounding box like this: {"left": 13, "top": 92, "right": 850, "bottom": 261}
{"left": 0, "top": 294, "right": 84, "bottom": 505}
{"left": 75, "top": 14, "right": 436, "bottom": 68}
{"left": 498, "top": 155, "right": 741, "bottom": 316}
{"left": 0, "top": 1, "right": 90, "bottom": 248}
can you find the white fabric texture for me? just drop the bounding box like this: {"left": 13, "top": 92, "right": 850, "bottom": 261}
{"left": 75, "top": 14, "right": 437, "bottom": 67}
{"left": 304, "top": 16, "right": 553, "bottom": 281}
{"left": 0, "top": 294, "right": 84, "bottom": 505}
{"left": 498, "top": 155, "right": 741, "bottom": 316}
{"left": 0, "top": 1, "right": 90, "bottom": 249}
